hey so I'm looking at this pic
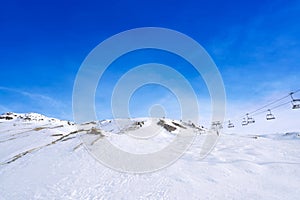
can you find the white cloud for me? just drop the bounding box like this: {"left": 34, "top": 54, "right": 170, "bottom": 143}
{"left": 0, "top": 86, "right": 70, "bottom": 119}
{"left": 0, "top": 86, "right": 61, "bottom": 107}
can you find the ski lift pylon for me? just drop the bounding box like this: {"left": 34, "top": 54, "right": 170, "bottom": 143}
{"left": 211, "top": 121, "right": 223, "bottom": 129}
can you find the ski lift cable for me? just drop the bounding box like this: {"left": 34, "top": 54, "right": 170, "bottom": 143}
{"left": 241, "top": 89, "right": 300, "bottom": 118}
{"left": 251, "top": 101, "right": 291, "bottom": 117}
{"left": 291, "top": 88, "right": 300, "bottom": 95}
{"left": 270, "top": 101, "right": 292, "bottom": 110}
{"left": 247, "top": 94, "right": 289, "bottom": 116}
{"left": 224, "top": 89, "right": 300, "bottom": 126}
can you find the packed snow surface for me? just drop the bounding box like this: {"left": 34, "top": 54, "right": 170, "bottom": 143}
{"left": 0, "top": 112, "right": 299, "bottom": 199}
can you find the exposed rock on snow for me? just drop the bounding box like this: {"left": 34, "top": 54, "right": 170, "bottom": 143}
{"left": 0, "top": 113, "right": 299, "bottom": 199}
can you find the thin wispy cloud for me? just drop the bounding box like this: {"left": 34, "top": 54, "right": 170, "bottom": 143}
{"left": 0, "top": 0, "right": 299, "bottom": 132}
{"left": 0, "top": 86, "right": 62, "bottom": 107}
{"left": 0, "top": 86, "right": 71, "bottom": 119}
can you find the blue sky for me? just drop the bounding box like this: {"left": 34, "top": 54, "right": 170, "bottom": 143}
{"left": 1, "top": 0, "right": 300, "bottom": 131}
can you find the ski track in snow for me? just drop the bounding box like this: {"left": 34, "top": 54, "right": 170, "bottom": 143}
{"left": 0, "top": 113, "right": 300, "bottom": 199}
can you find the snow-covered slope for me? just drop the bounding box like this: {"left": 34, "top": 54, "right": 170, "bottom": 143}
{"left": 0, "top": 112, "right": 300, "bottom": 199}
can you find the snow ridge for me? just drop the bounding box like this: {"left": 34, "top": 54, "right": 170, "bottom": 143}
{"left": 0, "top": 112, "right": 300, "bottom": 199}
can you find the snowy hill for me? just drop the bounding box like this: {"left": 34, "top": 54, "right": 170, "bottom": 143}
{"left": 0, "top": 112, "right": 300, "bottom": 199}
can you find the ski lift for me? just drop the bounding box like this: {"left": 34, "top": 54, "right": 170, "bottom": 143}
{"left": 290, "top": 92, "right": 300, "bottom": 109}
{"left": 246, "top": 113, "right": 255, "bottom": 124}
{"left": 266, "top": 109, "right": 275, "bottom": 120}
{"left": 228, "top": 120, "right": 234, "bottom": 128}
{"left": 247, "top": 117, "right": 255, "bottom": 124}
{"left": 242, "top": 118, "right": 248, "bottom": 126}
{"left": 211, "top": 121, "right": 223, "bottom": 130}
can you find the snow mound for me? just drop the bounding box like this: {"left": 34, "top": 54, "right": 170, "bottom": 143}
{"left": 0, "top": 112, "right": 74, "bottom": 125}
{"left": 251, "top": 132, "right": 300, "bottom": 140}
{"left": 282, "top": 132, "right": 300, "bottom": 139}
{"left": 0, "top": 112, "right": 300, "bottom": 199}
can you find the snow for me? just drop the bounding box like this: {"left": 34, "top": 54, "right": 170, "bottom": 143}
{"left": 0, "top": 113, "right": 300, "bottom": 199}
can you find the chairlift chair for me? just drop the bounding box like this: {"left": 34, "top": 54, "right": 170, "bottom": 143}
{"left": 247, "top": 117, "right": 255, "bottom": 124}
{"left": 290, "top": 92, "right": 300, "bottom": 109}
{"left": 266, "top": 109, "right": 275, "bottom": 120}
{"left": 246, "top": 113, "right": 255, "bottom": 124}
{"left": 242, "top": 118, "right": 248, "bottom": 126}
{"left": 228, "top": 120, "right": 234, "bottom": 128}
{"left": 292, "top": 100, "right": 300, "bottom": 109}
